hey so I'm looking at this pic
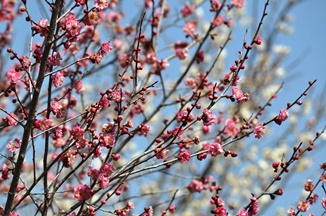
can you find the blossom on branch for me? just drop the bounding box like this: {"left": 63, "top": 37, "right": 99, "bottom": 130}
{"left": 253, "top": 124, "right": 266, "bottom": 139}
{"left": 178, "top": 149, "right": 191, "bottom": 162}
{"left": 3, "top": 112, "right": 18, "bottom": 126}
{"left": 275, "top": 109, "right": 289, "bottom": 125}
{"left": 232, "top": 0, "right": 244, "bottom": 8}
{"left": 7, "top": 138, "right": 21, "bottom": 152}
{"left": 74, "top": 184, "right": 94, "bottom": 201}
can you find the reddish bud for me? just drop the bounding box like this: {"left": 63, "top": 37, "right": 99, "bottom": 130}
{"left": 293, "top": 155, "right": 300, "bottom": 160}
{"left": 273, "top": 188, "right": 283, "bottom": 196}
{"left": 269, "top": 194, "right": 275, "bottom": 200}
{"left": 272, "top": 161, "right": 280, "bottom": 169}
{"left": 230, "top": 65, "right": 237, "bottom": 72}
{"left": 231, "top": 152, "right": 237, "bottom": 157}
{"left": 112, "top": 153, "right": 121, "bottom": 161}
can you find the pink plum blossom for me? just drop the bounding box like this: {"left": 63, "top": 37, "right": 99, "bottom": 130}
{"left": 100, "top": 163, "right": 114, "bottom": 177}
{"left": 4, "top": 112, "right": 18, "bottom": 126}
{"left": 232, "top": 0, "right": 244, "bottom": 8}
{"left": 94, "top": 0, "right": 109, "bottom": 11}
{"left": 7, "top": 138, "right": 21, "bottom": 152}
{"left": 253, "top": 124, "right": 266, "bottom": 139}
{"left": 232, "top": 87, "right": 250, "bottom": 103}
{"left": 202, "top": 108, "right": 216, "bottom": 126}
{"left": 100, "top": 132, "right": 116, "bottom": 147}
{"left": 74, "top": 80, "right": 84, "bottom": 93}
{"left": 237, "top": 208, "right": 249, "bottom": 216}
{"left": 137, "top": 124, "right": 150, "bottom": 136}
{"left": 176, "top": 110, "right": 194, "bottom": 123}
{"left": 100, "top": 41, "right": 112, "bottom": 54}
{"left": 210, "top": 0, "right": 222, "bottom": 11}
{"left": 52, "top": 137, "right": 66, "bottom": 148}
{"left": 224, "top": 118, "right": 238, "bottom": 137}
{"left": 255, "top": 36, "right": 262, "bottom": 45}
{"left": 172, "top": 126, "right": 184, "bottom": 138}
{"left": 87, "top": 166, "right": 100, "bottom": 180}
{"left": 287, "top": 207, "right": 295, "bottom": 216}
{"left": 34, "top": 118, "right": 51, "bottom": 131}
{"left": 71, "top": 124, "right": 85, "bottom": 140}
{"left": 181, "top": 3, "right": 195, "bottom": 17}
{"left": 183, "top": 21, "right": 196, "bottom": 36}
{"left": 211, "top": 15, "right": 224, "bottom": 27}
{"left": 275, "top": 109, "right": 289, "bottom": 125}
{"left": 7, "top": 68, "right": 21, "bottom": 84}
{"left": 74, "top": 184, "right": 94, "bottom": 201}
{"left": 48, "top": 52, "right": 62, "bottom": 67}
{"left": 304, "top": 179, "right": 314, "bottom": 192}
{"left": 188, "top": 179, "right": 204, "bottom": 192}
{"left": 248, "top": 196, "right": 259, "bottom": 215}
{"left": 65, "top": 14, "right": 81, "bottom": 39}
{"left": 1, "top": 164, "right": 10, "bottom": 180}
{"left": 214, "top": 207, "right": 227, "bottom": 215}
{"left": 155, "top": 148, "right": 169, "bottom": 159}
{"left": 33, "top": 19, "right": 49, "bottom": 36}
{"left": 209, "top": 142, "right": 224, "bottom": 157}
{"left": 297, "top": 200, "right": 310, "bottom": 212}
{"left": 178, "top": 149, "right": 191, "bottom": 162}
{"left": 175, "top": 48, "right": 188, "bottom": 60}
{"left": 322, "top": 198, "right": 326, "bottom": 209}
{"left": 118, "top": 53, "right": 130, "bottom": 68}
{"left": 52, "top": 72, "right": 64, "bottom": 87}
{"left": 99, "top": 175, "right": 110, "bottom": 189}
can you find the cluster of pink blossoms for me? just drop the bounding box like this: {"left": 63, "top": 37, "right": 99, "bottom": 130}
{"left": 201, "top": 142, "right": 224, "bottom": 157}
{"left": 237, "top": 197, "right": 259, "bottom": 216}
{"left": 34, "top": 118, "right": 51, "bottom": 131}
{"left": 94, "top": 0, "right": 109, "bottom": 11}
{"left": 74, "top": 184, "right": 94, "bottom": 201}
{"left": 287, "top": 164, "right": 326, "bottom": 215}
{"left": 178, "top": 148, "right": 191, "bottom": 162}
{"left": 7, "top": 68, "right": 22, "bottom": 84}
{"left": 201, "top": 108, "right": 217, "bottom": 126}
{"left": 176, "top": 109, "right": 194, "bottom": 123}
{"left": 232, "top": 87, "right": 250, "bottom": 103}
{"left": 137, "top": 123, "right": 151, "bottom": 136}
{"left": 1, "top": 164, "right": 10, "bottom": 181}
{"left": 210, "top": 195, "right": 228, "bottom": 215}
{"left": 188, "top": 176, "right": 215, "bottom": 192}
{"left": 0, "top": 0, "right": 321, "bottom": 215}
{"left": 163, "top": 126, "right": 184, "bottom": 139}
{"left": 114, "top": 201, "right": 135, "bottom": 216}
{"left": 87, "top": 163, "right": 114, "bottom": 190}
{"left": 51, "top": 100, "right": 67, "bottom": 119}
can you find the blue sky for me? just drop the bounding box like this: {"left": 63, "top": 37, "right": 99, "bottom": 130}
{"left": 280, "top": 0, "right": 326, "bottom": 92}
